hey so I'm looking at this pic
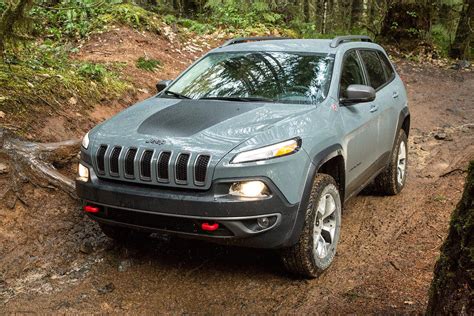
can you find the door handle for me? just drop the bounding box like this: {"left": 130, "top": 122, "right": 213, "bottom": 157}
{"left": 370, "top": 104, "right": 379, "bottom": 112}
{"left": 392, "top": 91, "right": 399, "bottom": 98}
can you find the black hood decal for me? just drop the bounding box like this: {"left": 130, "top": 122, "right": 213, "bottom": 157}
{"left": 137, "top": 100, "right": 263, "bottom": 137}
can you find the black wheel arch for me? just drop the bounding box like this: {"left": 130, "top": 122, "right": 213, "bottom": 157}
{"left": 284, "top": 144, "right": 345, "bottom": 247}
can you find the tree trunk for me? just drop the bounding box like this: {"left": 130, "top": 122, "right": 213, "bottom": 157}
{"left": 351, "top": 0, "right": 363, "bottom": 29}
{"left": 449, "top": 0, "right": 474, "bottom": 59}
{"left": 426, "top": 161, "right": 474, "bottom": 315}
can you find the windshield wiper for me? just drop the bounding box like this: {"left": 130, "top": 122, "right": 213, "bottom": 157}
{"left": 163, "top": 90, "right": 190, "bottom": 99}
{"left": 199, "top": 96, "right": 275, "bottom": 102}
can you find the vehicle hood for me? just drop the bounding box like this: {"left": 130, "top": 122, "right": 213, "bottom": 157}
{"left": 92, "top": 97, "right": 313, "bottom": 157}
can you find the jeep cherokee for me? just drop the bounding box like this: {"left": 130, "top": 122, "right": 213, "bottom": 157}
{"left": 76, "top": 35, "right": 410, "bottom": 278}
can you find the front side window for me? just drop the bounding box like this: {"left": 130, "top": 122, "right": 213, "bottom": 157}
{"left": 339, "top": 51, "right": 365, "bottom": 98}
{"left": 163, "top": 52, "right": 334, "bottom": 105}
{"left": 359, "top": 50, "right": 386, "bottom": 90}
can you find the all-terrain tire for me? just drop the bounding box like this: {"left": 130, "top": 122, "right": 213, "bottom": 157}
{"left": 280, "top": 174, "right": 342, "bottom": 278}
{"left": 373, "top": 129, "right": 408, "bottom": 195}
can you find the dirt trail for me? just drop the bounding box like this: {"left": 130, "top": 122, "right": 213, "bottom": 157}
{"left": 1, "top": 30, "right": 473, "bottom": 313}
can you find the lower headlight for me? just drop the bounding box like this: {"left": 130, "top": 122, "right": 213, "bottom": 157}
{"left": 229, "top": 181, "right": 269, "bottom": 198}
{"left": 77, "top": 163, "right": 89, "bottom": 182}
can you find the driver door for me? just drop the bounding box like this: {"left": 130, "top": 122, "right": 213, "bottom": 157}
{"left": 338, "top": 50, "right": 379, "bottom": 194}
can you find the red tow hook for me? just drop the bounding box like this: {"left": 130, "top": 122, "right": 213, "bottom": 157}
{"left": 201, "top": 222, "right": 219, "bottom": 231}
{"left": 83, "top": 205, "right": 100, "bottom": 213}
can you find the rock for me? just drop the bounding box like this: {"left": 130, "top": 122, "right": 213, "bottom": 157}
{"left": 79, "top": 241, "right": 93, "bottom": 254}
{"left": 118, "top": 259, "right": 132, "bottom": 272}
{"left": 97, "top": 282, "right": 115, "bottom": 294}
{"left": 0, "top": 111, "right": 5, "bottom": 119}
{"left": 434, "top": 132, "right": 447, "bottom": 140}
{"left": 0, "top": 162, "right": 8, "bottom": 174}
{"left": 450, "top": 60, "right": 471, "bottom": 70}
{"left": 68, "top": 97, "right": 77, "bottom": 106}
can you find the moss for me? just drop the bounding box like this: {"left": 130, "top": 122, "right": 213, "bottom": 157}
{"left": 136, "top": 57, "right": 162, "bottom": 72}
{"left": 427, "top": 161, "right": 474, "bottom": 314}
{"left": 98, "top": 4, "right": 162, "bottom": 34}
{"left": 0, "top": 53, "right": 131, "bottom": 136}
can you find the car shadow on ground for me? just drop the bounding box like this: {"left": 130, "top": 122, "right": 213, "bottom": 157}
{"left": 102, "top": 234, "right": 296, "bottom": 279}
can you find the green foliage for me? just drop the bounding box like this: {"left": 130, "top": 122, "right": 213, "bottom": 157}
{"left": 77, "top": 63, "right": 107, "bottom": 81}
{"left": 100, "top": 4, "right": 161, "bottom": 33}
{"left": 431, "top": 24, "right": 451, "bottom": 56}
{"left": 203, "top": 0, "right": 281, "bottom": 28}
{"left": 136, "top": 56, "right": 162, "bottom": 71}
{"left": 33, "top": 1, "right": 160, "bottom": 41}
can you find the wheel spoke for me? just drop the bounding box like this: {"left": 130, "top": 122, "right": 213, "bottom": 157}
{"left": 397, "top": 141, "right": 407, "bottom": 186}
{"left": 316, "top": 235, "right": 327, "bottom": 258}
{"left": 323, "top": 195, "right": 336, "bottom": 219}
{"left": 317, "top": 197, "right": 326, "bottom": 216}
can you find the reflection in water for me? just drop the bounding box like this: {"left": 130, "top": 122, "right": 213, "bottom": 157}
{"left": 167, "top": 51, "right": 334, "bottom": 105}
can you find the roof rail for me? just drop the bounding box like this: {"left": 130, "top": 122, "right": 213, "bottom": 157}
{"left": 221, "top": 36, "right": 290, "bottom": 47}
{"left": 330, "top": 35, "right": 372, "bottom": 48}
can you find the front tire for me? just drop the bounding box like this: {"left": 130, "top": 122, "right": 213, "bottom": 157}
{"left": 373, "top": 129, "right": 408, "bottom": 195}
{"left": 280, "top": 174, "right": 342, "bottom": 278}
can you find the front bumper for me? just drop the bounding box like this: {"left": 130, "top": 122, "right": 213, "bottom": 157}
{"left": 76, "top": 168, "right": 300, "bottom": 249}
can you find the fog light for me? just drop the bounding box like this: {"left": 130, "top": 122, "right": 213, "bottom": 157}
{"left": 229, "top": 181, "right": 269, "bottom": 198}
{"left": 77, "top": 163, "right": 89, "bottom": 182}
{"left": 257, "top": 217, "right": 270, "bottom": 229}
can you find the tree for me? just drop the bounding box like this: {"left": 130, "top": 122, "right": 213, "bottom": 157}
{"left": 449, "top": 0, "right": 474, "bottom": 59}
{"left": 0, "top": 0, "right": 34, "bottom": 59}
{"left": 427, "top": 161, "right": 474, "bottom": 314}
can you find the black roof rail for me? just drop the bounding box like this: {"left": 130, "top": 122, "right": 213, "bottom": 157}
{"left": 330, "top": 35, "right": 372, "bottom": 48}
{"left": 221, "top": 36, "right": 290, "bottom": 47}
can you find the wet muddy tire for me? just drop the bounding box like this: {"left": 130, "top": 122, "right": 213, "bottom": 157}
{"left": 373, "top": 129, "right": 408, "bottom": 195}
{"left": 280, "top": 174, "right": 342, "bottom": 278}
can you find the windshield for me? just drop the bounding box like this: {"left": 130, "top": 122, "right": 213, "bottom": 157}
{"left": 162, "top": 51, "right": 334, "bottom": 104}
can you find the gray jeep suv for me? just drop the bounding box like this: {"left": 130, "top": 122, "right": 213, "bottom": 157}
{"left": 76, "top": 35, "right": 409, "bottom": 278}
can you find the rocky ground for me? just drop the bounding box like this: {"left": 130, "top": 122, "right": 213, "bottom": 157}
{"left": 0, "top": 28, "right": 473, "bottom": 313}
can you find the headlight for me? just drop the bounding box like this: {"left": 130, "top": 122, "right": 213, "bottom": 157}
{"left": 82, "top": 132, "right": 89, "bottom": 149}
{"left": 231, "top": 138, "right": 301, "bottom": 164}
{"left": 77, "top": 163, "right": 89, "bottom": 182}
{"left": 229, "top": 181, "right": 269, "bottom": 197}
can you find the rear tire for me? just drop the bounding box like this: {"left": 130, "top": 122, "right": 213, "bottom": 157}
{"left": 373, "top": 129, "right": 408, "bottom": 195}
{"left": 280, "top": 174, "right": 342, "bottom": 278}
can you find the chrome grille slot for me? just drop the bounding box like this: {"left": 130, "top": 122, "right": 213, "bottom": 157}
{"left": 96, "top": 145, "right": 107, "bottom": 175}
{"left": 124, "top": 148, "right": 137, "bottom": 178}
{"left": 157, "top": 151, "right": 171, "bottom": 181}
{"left": 140, "top": 150, "right": 154, "bottom": 180}
{"left": 175, "top": 153, "right": 190, "bottom": 183}
{"left": 109, "top": 146, "right": 122, "bottom": 176}
{"left": 194, "top": 155, "right": 210, "bottom": 185}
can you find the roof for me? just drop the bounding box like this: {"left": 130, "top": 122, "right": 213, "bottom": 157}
{"left": 212, "top": 37, "right": 383, "bottom": 54}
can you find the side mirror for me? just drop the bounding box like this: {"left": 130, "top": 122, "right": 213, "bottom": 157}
{"left": 156, "top": 79, "right": 172, "bottom": 93}
{"left": 341, "top": 84, "right": 376, "bottom": 104}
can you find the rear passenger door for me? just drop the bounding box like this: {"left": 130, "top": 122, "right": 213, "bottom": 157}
{"left": 358, "top": 49, "right": 396, "bottom": 163}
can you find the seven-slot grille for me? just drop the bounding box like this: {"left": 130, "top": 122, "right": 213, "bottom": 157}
{"left": 94, "top": 147, "right": 210, "bottom": 188}
{"left": 175, "top": 154, "right": 190, "bottom": 183}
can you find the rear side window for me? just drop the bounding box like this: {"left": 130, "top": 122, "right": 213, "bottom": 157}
{"left": 359, "top": 50, "right": 386, "bottom": 90}
{"left": 339, "top": 51, "right": 365, "bottom": 98}
{"left": 377, "top": 51, "right": 395, "bottom": 81}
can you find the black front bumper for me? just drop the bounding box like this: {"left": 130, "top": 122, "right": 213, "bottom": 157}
{"left": 76, "top": 171, "right": 301, "bottom": 249}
